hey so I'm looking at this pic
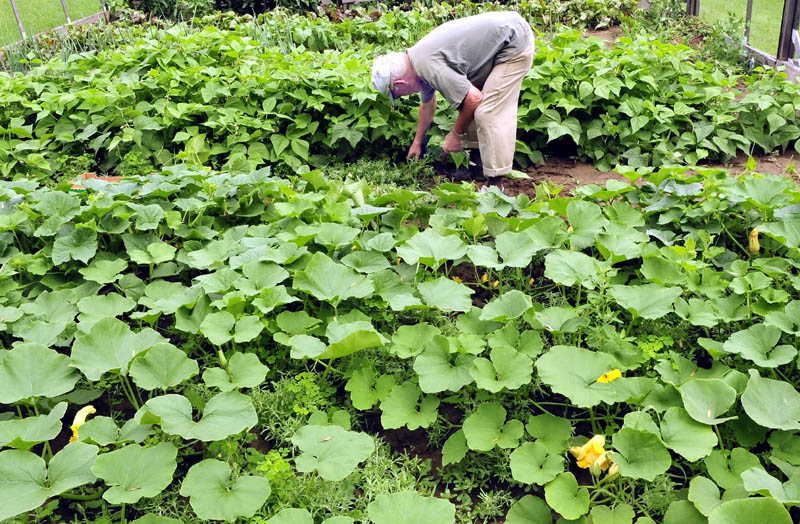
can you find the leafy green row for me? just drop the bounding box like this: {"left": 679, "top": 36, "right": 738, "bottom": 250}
{"left": 1, "top": 9, "right": 798, "bottom": 183}
{"left": 2, "top": 163, "right": 800, "bottom": 521}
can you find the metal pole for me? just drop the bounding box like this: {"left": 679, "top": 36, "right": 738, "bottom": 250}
{"left": 9, "top": 0, "right": 27, "bottom": 39}
{"left": 744, "top": 0, "right": 753, "bottom": 44}
{"left": 777, "top": 0, "right": 800, "bottom": 60}
{"left": 60, "top": 0, "right": 72, "bottom": 23}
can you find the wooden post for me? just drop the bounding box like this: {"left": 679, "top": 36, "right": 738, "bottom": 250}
{"left": 777, "top": 0, "right": 800, "bottom": 60}
{"left": 686, "top": 0, "right": 699, "bottom": 16}
{"left": 9, "top": 0, "right": 27, "bottom": 39}
{"left": 744, "top": 0, "right": 754, "bottom": 44}
{"left": 60, "top": 0, "right": 72, "bottom": 23}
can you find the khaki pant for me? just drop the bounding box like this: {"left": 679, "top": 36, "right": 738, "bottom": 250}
{"left": 464, "top": 38, "right": 535, "bottom": 177}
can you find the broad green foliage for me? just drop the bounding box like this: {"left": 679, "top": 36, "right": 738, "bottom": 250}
{"left": 291, "top": 424, "right": 375, "bottom": 481}
{"left": 0, "top": 344, "right": 79, "bottom": 403}
{"left": 91, "top": 443, "right": 177, "bottom": 504}
{"left": 0, "top": 442, "right": 98, "bottom": 521}
{"left": 2, "top": 114, "right": 800, "bottom": 524}
{"left": 180, "top": 459, "right": 270, "bottom": 521}
{"left": 367, "top": 491, "right": 456, "bottom": 524}
{"left": 141, "top": 391, "right": 257, "bottom": 441}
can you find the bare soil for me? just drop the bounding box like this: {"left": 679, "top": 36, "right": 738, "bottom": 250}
{"left": 466, "top": 151, "right": 800, "bottom": 198}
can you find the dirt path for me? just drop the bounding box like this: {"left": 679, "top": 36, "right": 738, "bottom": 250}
{"left": 486, "top": 151, "right": 800, "bottom": 198}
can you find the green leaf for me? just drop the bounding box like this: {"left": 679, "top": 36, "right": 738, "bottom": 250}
{"left": 52, "top": 227, "right": 97, "bottom": 265}
{"left": 417, "top": 277, "right": 473, "bottom": 312}
{"left": 292, "top": 424, "right": 375, "bottom": 481}
{"left": 78, "top": 258, "right": 128, "bottom": 284}
{"left": 129, "top": 343, "right": 198, "bottom": 391}
{"left": 470, "top": 346, "right": 533, "bottom": 393}
{"left": 234, "top": 315, "right": 264, "bottom": 343}
{"left": 688, "top": 476, "right": 722, "bottom": 516}
{"left": 660, "top": 407, "right": 718, "bottom": 461}
{"left": 318, "top": 320, "right": 384, "bottom": 360}
{"left": 741, "top": 467, "right": 800, "bottom": 504}
{"left": 130, "top": 514, "right": 183, "bottom": 524}
{"left": 414, "top": 337, "right": 475, "bottom": 393}
{"left": 367, "top": 492, "right": 455, "bottom": 524}
{"left": 199, "top": 311, "right": 236, "bottom": 346}
{"left": 379, "top": 382, "right": 439, "bottom": 430}
{"left": 679, "top": 378, "right": 738, "bottom": 425}
{"left": 609, "top": 284, "right": 682, "bottom": 319}
{"left": 707, "top": 497, "right": 792, "bottom": 524}
{"left": 535, "top": 346, "right": 619, "bottom": 408}
{"left": 479, "top": 290, "right": 533, "bottom": 322}
{"left": 510, "top": 441, "right": 564, "bottom": 485}
{"left": 462, "top": 403, "right": 523, "bottom": 451}
{"left": 611, "top": 428, "right": 672, "bottom": 481}
{"left": 76, "top": 293, "right": 136, "bottom": 330}
{"left": 0, "top": 402, "right": 68, "bottom": 450}
{"left": 442, "top": 429, "right": 468, "bottom": 467}
{"left": 567, "top": 200, "right": 608, "bottom": 250}
{"left": 292, "top": 252, "right": 374, "bottom": 306}
{"left": 142, "top": 391, "right": 257, "bottom": 441}
{"left": 180, "top": 459, "right": 270, "bottom": 522}
{"left": 705, "top": 448, "right": 763, "bottom": 490}
{"left": 0, "top": 442, "right": 98, "bottom": 522}
{"left": 202, "top": 352, "right": 268, "bottom": 391}
{"left": 71, "top": 317, "right": 166, "bottom": 381}
{"left": 344, "top": 367, "right": 395, "bottom": 410}
{"left": 544, "top": 472, "right": 590, "bottom": 520}
{"left": 663, "top": 500, "right": 705, "bottom": 524}
{"left": 526, "top": 413, "right": 572, "bottom": 454}
{"left": 544, "top": 250, "right": 603, "bottom": 290}
{"left": 590, "top": 504, "right": 635, "bottom": 524}
{"left": 505, "top": 495, "right": 551, "bottom": 524}
{"left": 266, "top": 509, "right": 312, "bottom": 524}
{"left": 396, "top": 230, "right": 467, "bottom": 271}
{"left": 723, "top": 324, "right": 797, "bottom": 368}
{"left": 91, "top": 442, "right": 176, "bottom": 504}
{"left": 390, "top": 322, "right": 441, "bottom": 358}
{"left": 741, "top": 369, "right": 800, "bottom": 430}
{"left": 0, "top": 343, "right": 79, "bottom": 403}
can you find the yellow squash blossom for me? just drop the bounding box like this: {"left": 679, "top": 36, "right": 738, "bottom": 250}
{"left": 570, "top": 435, "right": 607, "bottom": 469}
{"left": 69, "top": 405, "right": 96, "bottom": 443}
{"left": 453, "top": 276, "right": 462, "bottom": 283}
{"left": 570, "top": 434, "right": 615, "bottom": 475}
{"left": 748, "top": 228, "right": 760, "bottom": 254}
{"left": 597, "top": 369, "right": 622, "bottom": 383}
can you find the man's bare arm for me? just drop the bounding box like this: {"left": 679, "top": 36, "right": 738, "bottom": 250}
{"left": 443, "top": 86, "right": 483, "bottom": 153}
{"left": 408, "top": 94, "right": 437, "bottom": 160}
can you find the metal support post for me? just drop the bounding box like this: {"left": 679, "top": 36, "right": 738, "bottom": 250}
{"left": 744, "top": 0, "right": 754, "bottom": 44}
{"left": 778, "top": 0, "right": 800, "bottom": 60}
{"left": 9, "top": 0, "right": 27, "bottom": 39}
{"left": 60, "top": 0, "right": 72, "bottom": 23}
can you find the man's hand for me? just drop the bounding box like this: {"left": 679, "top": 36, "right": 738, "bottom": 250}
{"left": 443, "top": 131, "right": 464, "bottom": 154}
{"left": 407, "top": 141, "right": 423, "bottom": 161}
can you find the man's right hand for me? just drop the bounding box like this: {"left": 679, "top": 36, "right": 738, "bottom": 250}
{"left": 407, "top": 142, "right": 423, "bottom": 161}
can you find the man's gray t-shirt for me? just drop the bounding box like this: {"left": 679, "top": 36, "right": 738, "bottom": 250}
{"left": 407, "top": 11, "right": 533, "bottom": 107}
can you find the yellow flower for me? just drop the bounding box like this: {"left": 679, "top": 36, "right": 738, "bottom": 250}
{"left": 453, "top": 276, "right": 462, "bottom": 283}
{"left": 69, "top": 405, "right": 96, "bottom": 443}
{"left": 492, "top": 280, "right": 499, "bottom": 289}
{"left": 748, "top": 228, "right": 760, "bottom": 254}
{"left": 528, "top": 278, "right": 535, "bottom": 286}
{"left": 481, "top": 274, "right": 488, "bottom": 283}
{"left": 570, "top": 435, "right": 615, "bottom": 475}
{"left": 597, "top": 369, "right": 622, "bottom": 383}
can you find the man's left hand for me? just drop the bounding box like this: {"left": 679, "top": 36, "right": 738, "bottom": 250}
{"left": 443, "top": 131, "right": 464, "bottom": 154}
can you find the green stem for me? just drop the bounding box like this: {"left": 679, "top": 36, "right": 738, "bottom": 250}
{"left": 119, "top": 375, "right": 140, "bottom": 410}
{"left": 61, "top": 490, "right": 103, "bottom": 501}
{"left": 121, "top": 503, "right": 126, "bottom": 524}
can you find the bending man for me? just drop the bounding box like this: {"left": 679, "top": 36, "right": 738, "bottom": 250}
{"left": 371, "top": 11, "right": 534, "bottom": 185}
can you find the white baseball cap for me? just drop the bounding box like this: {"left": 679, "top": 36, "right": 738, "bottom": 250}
{"left": 371, "top": 54, "right": 395, "bottom": 106}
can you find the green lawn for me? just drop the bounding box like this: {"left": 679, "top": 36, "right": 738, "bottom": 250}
{"left": 1, "top": 0, "right": 102, "bottom": 46}
{"left": 699, "top": 0, "right": 785, "bottom": 56}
